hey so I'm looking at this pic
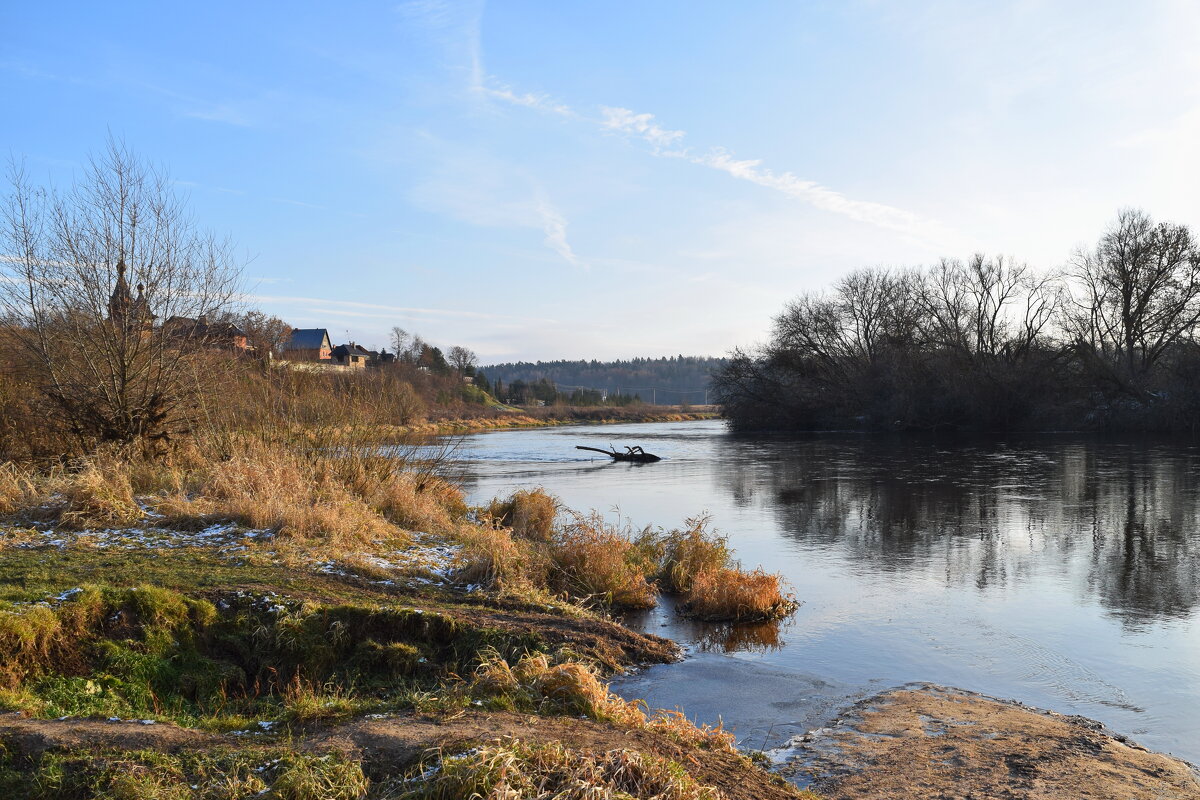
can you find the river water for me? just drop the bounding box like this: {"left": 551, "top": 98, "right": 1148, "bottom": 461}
{"left": 451, "top": 419, "right": 1200, "bottom": 762}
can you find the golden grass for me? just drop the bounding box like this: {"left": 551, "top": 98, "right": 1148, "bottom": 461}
{"left": 551, "top": 512, "right": 657, "bottom": 610}
{"left": 455, "top": 524, "right": 549, "bottom": 591}
{"left": 399, "top": 739, "right": 723, "bottom": 800}
{"left": 0, "top": 462, "right": 37, "bottom": 515}
{"left": 472, "top": 651, "right": 644, "bottom": 726}
{"left": 681, "top": 566, "right": 796, "bottom": 622}
{"left": 485, "top": 487, "right": 557, "bottom": 542}
{"left": 54, "top": 459, "right": 143, "bottom": 530}
{"left": 470, "top": 650, "right": 735, "bottom": 753}
{"left": 656, "top": 515, "right": 731, "bottom": 593}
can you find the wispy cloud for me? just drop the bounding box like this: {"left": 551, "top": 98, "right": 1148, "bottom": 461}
{"left": 600, "top": 106, "right": 685, "bottom": 148}
{"left": 487, "top": 86, "right": 956, "bottom": 246}
{"left": 181, "top": 103, "right": 255, "bottom": 127}
{"left": 244, "top": 293, "right": 558, "bottom": 323}
{"left": 482, "top": 85, "right": 573, "bottom": 116}
{"left": 535, "top": 199, "right": 583, "bottom": 268}
{"left": 398, "top": 0, "right": 487, "bottom": 93}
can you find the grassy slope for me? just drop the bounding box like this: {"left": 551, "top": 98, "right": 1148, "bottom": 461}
{"left": 0, "top": 512, "right": 809, "bottom": 800}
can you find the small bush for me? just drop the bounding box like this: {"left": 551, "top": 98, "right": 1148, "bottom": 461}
{"left": 55, "top": 460, "right": 142, "bottom": 530}
{"left": 455, "top": 525, "right": 548, "bottom": 590}
{"left": 551, "top": 512, "right": 657, "bottom": 610}
{"left": 681, "top": 566, "right": 796, "bottom": 622}
{"left": 485, "top": 488, "right": 558, "bottom": 542}
{"left": 655, "top": 515, "right": 730, "bottom": 593}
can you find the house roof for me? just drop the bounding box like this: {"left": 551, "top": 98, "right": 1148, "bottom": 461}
{"left": 286, "top": 328, "right": 330, "bottom": 350}
{"left": 165, "top": 316, "right": 246, "bottom": 339}
{"left": 331, "top": 343, "right": 372, "bottom": 358}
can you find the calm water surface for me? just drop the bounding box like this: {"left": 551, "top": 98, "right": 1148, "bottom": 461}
{"left": 451, "top": 420, "right": 1200, "bottom": 762}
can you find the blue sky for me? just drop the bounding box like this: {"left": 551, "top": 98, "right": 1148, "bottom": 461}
{"left": 4, "top": 1, "right": 1198, "bottom": 361}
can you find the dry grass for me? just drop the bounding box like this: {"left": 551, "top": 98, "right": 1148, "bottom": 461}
{"left": 655, "top": 515, "right": 731, "bottom": 593}
{"left": 471, "top": 651, "right": 644, "bottom": 725}
{"left": 681, "top": 566, "right": 796, "bottom": 622}
{"left": 455, "top": 524, "right": 549, "bottom": 591}
{"left": 551, "top": 512, "right": 657, "bottom": 610}
{"left": 148, "top": 440, "right": 468, "bottom": 549}
{"left": 0, "top": 462, "right": 38, "bottom": 515}
{"left": 396, "top": 739, "right": 722, "bottom": 800}
{"left": 53, "top": 459, "right": 143, "bottom": 531}
{"left": 484, "top": 487, "right": 557, "bottom": 542}
{"left": 470, "top": 651, "right": 736, "bottom": 753}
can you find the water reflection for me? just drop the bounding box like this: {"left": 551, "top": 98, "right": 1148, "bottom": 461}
{"left": 724, "top": 436, "right": 1200, "bottom": 626}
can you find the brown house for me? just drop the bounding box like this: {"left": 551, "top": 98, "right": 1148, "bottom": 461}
{"left": 331, "top": 342, "right": 371, "bottom": 368}
{"left": 163, "top": 315, "right": 251, "bottom": 353}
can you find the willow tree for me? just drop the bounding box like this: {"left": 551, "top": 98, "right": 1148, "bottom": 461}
{"left": 0, "top": 140, "right": 242, "bottom": 448}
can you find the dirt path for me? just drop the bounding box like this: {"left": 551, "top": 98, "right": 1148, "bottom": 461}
{"left": 781, "top": 684, "right": 1200, "bottom": 799}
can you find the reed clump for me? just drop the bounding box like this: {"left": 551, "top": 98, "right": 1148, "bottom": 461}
{"left": 461, "top": 492, "right": 797, "bottom": 621}
{"left": 550, "top": 511, "right": 658, "bottom": 610}
{"left": 395, "top": 739, "right": 722, "bottom": 800}
{"left": 484, "top": 487, "right": 557, "bottom": 542}
{"left": 681, "top": 566, "right": 797, "bottom": 622}
{"left": 471, "top": 650, "right": 644, "bottom": 725}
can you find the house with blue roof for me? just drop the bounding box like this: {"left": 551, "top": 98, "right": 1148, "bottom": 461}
{"left": 283, "top": 328, "right": 332, "bottom": 361}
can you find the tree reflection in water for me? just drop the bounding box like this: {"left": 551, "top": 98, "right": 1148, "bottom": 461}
{"left": 720, "top": 436, "right": 1200, "bottom": 627}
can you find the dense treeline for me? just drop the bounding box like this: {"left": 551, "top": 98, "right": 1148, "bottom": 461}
{"left": 482, "top": 356, "right": 726, "bottom": 405}
{"left": 714, "top": 209, "right": 1200, "bottom": 432}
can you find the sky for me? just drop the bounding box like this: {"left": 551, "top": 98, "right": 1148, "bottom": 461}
{"left": 3, "top": 1, "right": 1199, "bottom": 362}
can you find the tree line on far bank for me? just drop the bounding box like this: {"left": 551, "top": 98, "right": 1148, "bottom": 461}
{"left": 713, "top": 209, "right": 1200, "bottom": 433}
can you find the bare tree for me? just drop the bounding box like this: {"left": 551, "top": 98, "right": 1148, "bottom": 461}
{"left": 389, "top": 326, "right": 410, "bottom": 359}
{"left": 771, "top": 268, "right": 917, "bottom": 378}
{"left": 1067, "top": 208, "right": 1200, "bottom": 393}
{"left": 447, "top": 345, "right": 478, "bottom": 375}
{"left": 0, "top": 140, "right": 242, "bottom": 448}
{"left": 916, "top": 255, "right": 1062, "bottom": 363}
{"left": 238, "top": 311, "right": 291, "bottom": 357}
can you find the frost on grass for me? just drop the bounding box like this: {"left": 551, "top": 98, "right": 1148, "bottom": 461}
{"left": 0, "top": 521, "right": 273, "bottom": 554}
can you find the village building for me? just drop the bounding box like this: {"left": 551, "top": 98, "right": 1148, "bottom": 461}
{"left": 163, "top": 315, "right": 251, "bottom": 353}
{"left": 107, "top": 259, "right": 155, "bottom": 337}
{"left": 283, "top": 328, "right": 332, "bottom": 361}
{"left": 331, "top": 342, "right": 371, "bottom": 368}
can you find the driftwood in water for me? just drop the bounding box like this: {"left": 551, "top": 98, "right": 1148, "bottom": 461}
{"left": 576, "top": 445, "right": 662, "bottom": 463}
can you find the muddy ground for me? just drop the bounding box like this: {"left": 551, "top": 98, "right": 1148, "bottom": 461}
{"left": 779, "top": 683, "right": 1200, "bottom": 799}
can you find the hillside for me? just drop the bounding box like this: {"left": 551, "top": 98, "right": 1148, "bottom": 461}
{"left": 480, "top": 356, "right": 728, "bottom": 405}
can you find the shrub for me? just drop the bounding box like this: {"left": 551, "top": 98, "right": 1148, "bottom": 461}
{"left": 681, "top": 566, "right": 796, "bottom": 622}
{"left": 55, "top": 460, "right": 143, "bottom": 530}
{"left": 485, "top": 488, "right": 558, "bottom": 542}
{"left": 655, "top": 515, "right": 730, "bottom": 593}
{"left": 551, "top": 512, "right": 657, "bottom": 610}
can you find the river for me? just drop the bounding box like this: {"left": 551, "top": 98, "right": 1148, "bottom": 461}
{"left": 451, "top": 419, "right": 1200, "bottom": 763}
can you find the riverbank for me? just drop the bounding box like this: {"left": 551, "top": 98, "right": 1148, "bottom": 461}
{"left": 395, "top": 405, "right": 719, "bottom": 436}
{"left": 0, "top": 444, "right": 803, "bottom": 798}
{"left": 0, "top": 433, "right": 1194, "bottom": 797}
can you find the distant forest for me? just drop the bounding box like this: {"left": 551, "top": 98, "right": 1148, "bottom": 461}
{"left": 480, "top": 356, "right": 727, "bottom": 405}
{"left": 714, "top": 209, "right": 1200, "bottom": 433}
